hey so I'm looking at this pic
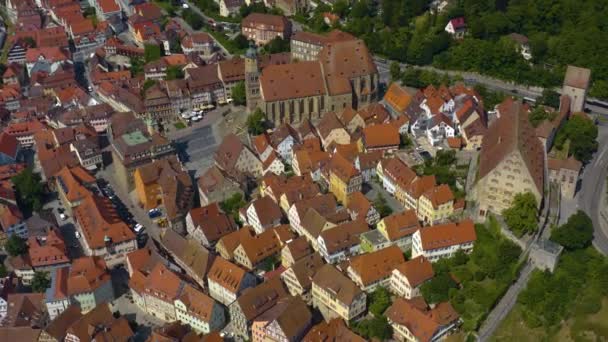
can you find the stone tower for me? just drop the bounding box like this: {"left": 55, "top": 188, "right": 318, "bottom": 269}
{"left": 244, "top": 42, "right": 261, "bottom": 112}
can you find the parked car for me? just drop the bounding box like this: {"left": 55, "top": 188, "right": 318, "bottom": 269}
{"left": 75, "top": 231, "right": 81, "bottom": 239}
{"left": 148, "top": 208, "right": 162, "bottom": 219}
{"left": 134, "top": 224, "right": 145, "bottom": 234}
{"left": 60, "top": 213, "right": 67, "bottom": 220}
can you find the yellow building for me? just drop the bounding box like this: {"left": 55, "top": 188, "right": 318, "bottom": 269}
{"left": 417, "top": 184, "right": 456, "bottom": 225}
{"left": 475, "top": 100, "right": 544, "bottom": 219}
{"left": 312, "top": 264, "right": 366, "bottom": 321}
{"left": 327, "top": 154, "right": 362, "bottom": 206}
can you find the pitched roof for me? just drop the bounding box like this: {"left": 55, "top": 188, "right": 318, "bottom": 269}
{"left": 259, "top": 61, "right": 326, "bottom": 102}
{"left": 176, "top": 284, "right": 217, "bottom": 323}
{"left": 254, "top": 296, "right": 312, "bottom": 340}
{"left": 41, "top": 305, "right": 82, "bottom": 341}
{"left": 248, "top": 196, "right": 283, "bottom": 227}
{"left": 421, "top": 184, "right": 454, "bottom": 209}
{"left": 188, "top": 203, "right": 237, "bottom": 243}
{"left": 478, "top": 100, "right": 544, "bottom": 193}
{"left": 316, "top": 111, "right": 345, "bottom": 140}
{"left": 241, "top": 13, "right": 290, "bottom": 31}
{"left": 303, "top": 319, "right": 365, "bottom": 342}
{"left": 418, "top": 219, "right": 477, "bottom": 251}
{"left": 381, "top": 209, "right": 420, "bottom": 241}
{"left": 237, "top": 228, "right": 282, "bottom": 266}
{"left": 348, "top": 246, "right": 404, "bottom": 286}
{"left": 393, "top": 256, "right": 434, "bottom": 288}
{"left": 346, "top": 191, "right": 372, "bottom": 218}
{"left": 65, "top": 303, "right": 133, "bottom": 341}
{"left": 385, "top": 297, "right": 459, "bottom": 342}
{"left": 283, "top": 236, "right": 312, "bottom": 262}
{"left": 313, "top": 264, "right": 363, "bottom": 306}
{"left": 319, "top": 219, "right": 369, "bottom": 255}
{"left": 327, "top": 153, "right": 360, "bottom": 183}
{"left": 547, "top": 156, "right": 582, "bottom": 172}
{"left": 383, "top": 83, "right": 413, "bottom": 114}
{"left": 4, "top": 293, "right": 45, "bottom": 328}
{"left": 72, "top": 194, "right": 135, "bottom": 249}
{"left": 144, "top": 263, "right": 183, "bottom": 300}
{"left": 216, "top": 226, "right": 256, "bottom": 259}
{"left": 362, "top": 123, "right": 400, "bottom": 148}
{"left": 67, "top": 256, "right": 110, "bottom": 295}
{"left": 208, "top": 256, "right": 249, "bottom": 293}
{"left": 214, "top": 134, "right": 246, "bottom": 172}
{"left": 234, "top": 277, "right": 288, "bottom": 321}
{"left": 319, "top": 39, "right": 377, "bottom": 81}
{"left": 0, "top": 133, "right": 19, "bottom": 158}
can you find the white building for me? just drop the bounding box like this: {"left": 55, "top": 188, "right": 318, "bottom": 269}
{"left": 411, "top": 220, "right": 477, "bottom": 262}
{"left": 390, "top": 256, "right": 434, "bottom": 299}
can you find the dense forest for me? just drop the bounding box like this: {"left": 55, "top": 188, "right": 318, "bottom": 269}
{"left": 308, "top": 0, "right": 608, "bottom": 99}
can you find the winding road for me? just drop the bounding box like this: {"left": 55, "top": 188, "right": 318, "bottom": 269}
{"left": 578, "top": 122, "right": 608, "bottom": 254}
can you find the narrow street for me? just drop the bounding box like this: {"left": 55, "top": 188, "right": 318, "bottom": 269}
{"left": 477, "top": 263, "right": 534, "bottom": 341}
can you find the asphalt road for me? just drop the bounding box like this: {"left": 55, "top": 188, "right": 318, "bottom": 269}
{"left": 374, "top": 58, "right": 608, "bottom": 115}
{"left": 578, "top": 122, "right": 608, "bottom": 254}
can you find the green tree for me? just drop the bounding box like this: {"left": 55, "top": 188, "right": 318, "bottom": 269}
{"left": 502, "top": 192, "right": 538, "bottom": 237}
{"left": 528, "top": 106, "right": 557, "bottom": 128}
{"left": 368, "top": 286, "right": 391, "bottom": 316}
{"left": 5, "top": 234, "right": 28, "bottom": 257}
{"left": 421, "top": 272, "right": 458, "bottom": 303}
{"left": 12, "top": 168, "right": 43, "bottom": 214}
{"left": 233, "top": 34, "right": 250, "bottom": 50}
{"left": 144, "top": 44, "right": 162, "bottom": 63}
{"left": 389, "top": 61, "right": 402, "bottom": 81}
{"left": 166, "top": 65, "right": 184, "bottom": 80}
{"left": 231, "top": 81, "right": 246, "bottom": 106}
{"left": 551, "top": 210, "right": 593, "bottom": 250}
{"left": 31, "top": 271, "right": 50, "bottom": 293}
{"left": 352, "top": 316, "right": 392, "bottom": 340}
{"left": 246, "top": 108, "right": 267, "bottom": 135}
{"left": 130, "top": 57, "right": 144, "bottom": 76}
{"left": 220, "top": 193, "right": 246, "bottom": 222}
{"left": 182, "top": 9, "right": 204, "bottom": 30}
{"left": 555, "top": 115, "right": 598, "bottom": 164}
{"left": 373, "top": 194, "right": 393, "bottom": 218}
{"left": 264, "top": 36, "right": 290, "bottom": 54}
{"left": 0, "top": 263, "right": 7, "bottom": 278}
{"left": 539, "top": 89, "right": 561, "bottom": 108}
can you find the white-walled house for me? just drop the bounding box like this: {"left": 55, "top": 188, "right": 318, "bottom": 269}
{"left": 411, "top": 220, "right": 477, "bottom": 261}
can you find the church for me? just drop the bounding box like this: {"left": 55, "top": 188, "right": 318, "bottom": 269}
{"left": 245, "top": 32, "right": 379, "bottom": 126}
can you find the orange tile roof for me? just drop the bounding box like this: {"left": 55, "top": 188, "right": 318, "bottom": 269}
{"left": 145, "top": 263, "right": 183, "bottom": 300}
{"left": 67, "top": 256, "right": 111, "bottom": 295}
{"left": 422, "top": 184, "right": 454, "bottom": 209}
{"left": 348, "top": 246, "right": 404, "bottom": 286}
{"left": 362, "top": 123, "right": 400, "bottom": 149}
{"left": 176, "top": 284, "right": 216, "bottom": 322}
{"left": 303, "top": 319, "right": 365, "bottom": 342}
{"left": 393, "top": 256, "right": 434, "bottom": 288}
{"left": 381, "top": 209, "right": 420, "bottom": 241}
{"left": 385, "top": 297, "right": 459, "bottom": 342}
{"left": 419, "top": 219, "right": 477, "bottom": 251}
{"left": 346, "top": 191, "right": 371, "bottom": 218}
{"left": 383, "top": 83, "right": 413, "bottom": 114}
{"left": 97, "top": 0, "right": 120, "bottom": 13}
{"left": 207, "top": 256, "right": 248, "bottom": 293}
{"left": 259, "top": 61, "right": 326, "bottom": 102}
{"left": 56, "top": 166, "right": 94, "bottom": 202}
{"left": 319, "top": 219, "right": 369, "bottom": 255}
{"left": 72, "top": 194, "right": 135, "bottom": 249}
{"left": 237, "top": 228, "right": 282, "bottom": 267}
{"left": 27, "top": 228, "right": 69, "bottom": 268}
{"left": 328, "top": 153, "right": 360, "bottom": 184}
